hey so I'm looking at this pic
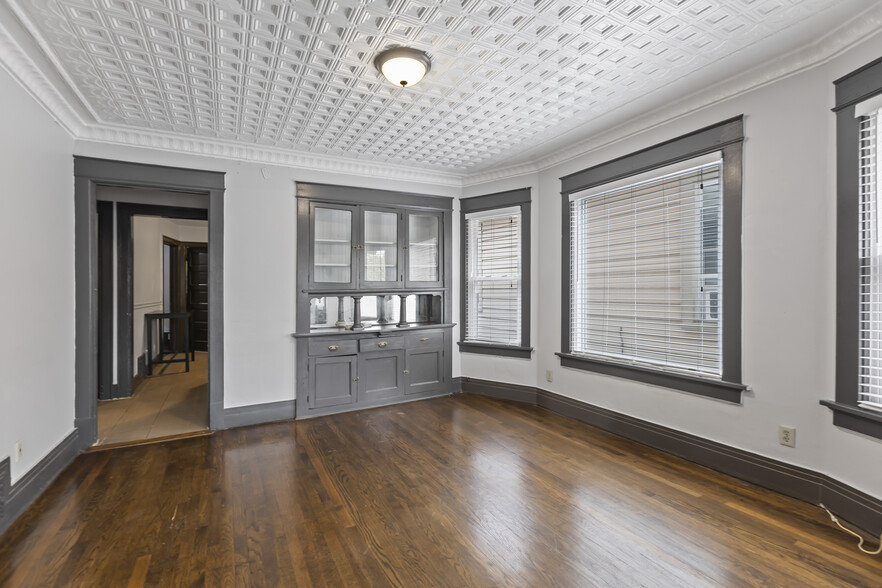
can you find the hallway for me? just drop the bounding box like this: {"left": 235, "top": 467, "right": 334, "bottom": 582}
{"left": 95, "top": 352, "right": 208, "bottom": 447}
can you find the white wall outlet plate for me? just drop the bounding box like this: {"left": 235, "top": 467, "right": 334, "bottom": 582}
{"left": 779, "top": 426, "right": 796, "bottom": 448}
{"left": 14, "top": 441, "right": 22, "bottom": 463}
{"left": 546, "top": 370, "right": 553, "bottom": 382}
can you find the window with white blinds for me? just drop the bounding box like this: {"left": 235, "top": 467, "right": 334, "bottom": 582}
{"left": 858, "top": 107, "right": 882, "bottom": 411}
{"left": 570, "top": 156, "right": 723, "bottom": 378}
{"left": 465, "top": 207, "right": 521, "bottom": 345}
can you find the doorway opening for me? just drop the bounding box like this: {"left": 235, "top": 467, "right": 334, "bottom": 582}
{"left": 95, "top": 198, "right": 211, "bottom": 447}
{"left": 74, "top": 157, "right": 225, "bottom": 452}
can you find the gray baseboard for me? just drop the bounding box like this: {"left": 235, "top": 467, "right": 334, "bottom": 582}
{"left": 462, "top": 377, "right": 882, "bottom": 537}
{"left": 74, "top": 416, "right": 97, "bottom": 451}
{"left": 460, "top": 377, "right": 536, "bottom": 404}
{"left": 223, "top": 400, "right": 296, "bottom": 429}
{"left": 0, "top": 457, "right": 8, "bottom": 529}
{"left": 0, "top": 430, "right": 79, "bottom": 537}
{"left": 450, "top": 376, "right": 463, "bottom": 392}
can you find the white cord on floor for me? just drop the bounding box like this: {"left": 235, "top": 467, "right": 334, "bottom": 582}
{"left": 820, "top": 503, "right": 882, "bottom": 555}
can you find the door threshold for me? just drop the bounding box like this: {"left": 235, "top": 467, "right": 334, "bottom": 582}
{"left": 86, "top": 430, "right": 212, "bottom": 453}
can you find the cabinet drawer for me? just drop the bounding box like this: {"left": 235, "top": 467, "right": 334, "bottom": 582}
{"left": 358, "top": 336, "right": 405, "bottom": 353}
{"left": 406, "top": 330, "right": 444, "bottom": 349}
{"left": 308, "top": 339, "right": 358, "bottom": 356}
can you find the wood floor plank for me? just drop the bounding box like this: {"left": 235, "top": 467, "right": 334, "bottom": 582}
{"left": 1, "top": 394, "right": 881, "bottom": 587}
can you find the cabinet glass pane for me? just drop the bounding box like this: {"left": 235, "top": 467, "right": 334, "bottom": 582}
{"left": 314, "top": 207, "right": 351, "bottom": 283}
{"left": 364, "top": 211, "right": 398, "bottom": 282}
{"left": 408, "top": 215, "right": 439, "bottom": 282}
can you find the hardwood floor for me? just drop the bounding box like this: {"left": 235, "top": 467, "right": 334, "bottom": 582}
{"left": 1, "top": 394, "right": 880, "bottom": 587}
{"left": 95, "top": 352, "right": 208, "bottom": 446}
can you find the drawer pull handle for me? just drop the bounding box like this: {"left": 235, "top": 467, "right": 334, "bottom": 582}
{"left": 328, "top": 345, "right": 339, "bottom": 351}
{"left": 402, "top": 370, "right": 409, "bottom": 375}
{"left": 420, "top": 337, "right": 430, "bottom": 342}
{"left": 378, "top": 341, "right": 388, "bottom": 348}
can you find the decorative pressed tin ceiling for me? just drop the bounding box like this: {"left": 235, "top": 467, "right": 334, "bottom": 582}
{"left": 4, "top": 0, "right": 880, "bottom": 175}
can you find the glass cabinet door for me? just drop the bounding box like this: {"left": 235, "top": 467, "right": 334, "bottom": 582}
{"left": 311, "top": 204, "right": 356, "bottom": 289}
{"left": 406, "top": 212, "right": 442, "bottom": 288}
{"left": 362, "top": 208, "right": 401, "bottom": 287}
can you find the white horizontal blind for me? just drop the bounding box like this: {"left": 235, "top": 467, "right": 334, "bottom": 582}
{"left": 465, "top": 209, "right": 521, "bottom": 345}
{"left": 858, "top": 108, "right": 882, "bottom": 411}
{"left": 570, "top": 159, "right": 723, "bottom": 377}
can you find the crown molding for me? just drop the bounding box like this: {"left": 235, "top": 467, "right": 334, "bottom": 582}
{"left": 0, "top": 0, "right": 463, "bottom": 188}
{"left": 461, "top": 3, "right": 882, "bottom": 188}
{"left": 76, "top": 124, "right": 465, "bottom": 187}
{"left": 2, "top": 0, "right": 880, "bottom": 191}
{"left": 0, "top": 1, "right": 88, "bottom": 136}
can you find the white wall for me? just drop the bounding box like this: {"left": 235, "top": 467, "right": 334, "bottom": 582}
{"left": 132, "top": 216, "right": 163, "bottom": 372}
{"left": 461, "top": 32, "right": 882, "bottom": 499}
{"left": 0, "top": 68, "right": 75, "bottom": 483}
{"left": 172, "top": 219, "right": 209, "bottom": 243}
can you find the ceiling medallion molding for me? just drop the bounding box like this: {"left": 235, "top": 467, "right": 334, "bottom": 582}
{"left": 77, "top": 124, "right": 464, "bottom": 187}
{"left": 463, "top": 3, "right": 882, "bottom": 187}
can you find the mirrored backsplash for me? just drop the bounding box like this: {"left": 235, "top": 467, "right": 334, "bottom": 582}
{"left": 309, "top": 294, "right": 442, "bottom": 330}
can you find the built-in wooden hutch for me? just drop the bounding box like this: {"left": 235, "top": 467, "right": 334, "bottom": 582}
{"left": 294, "top": 183, "right": 455, "bottom": 418}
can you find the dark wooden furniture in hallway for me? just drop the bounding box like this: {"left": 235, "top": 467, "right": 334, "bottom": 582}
{"left": 1, "top": 394, "right": 880, "bottom": 586}
{"left": 144, "top": 312, "right": 193, "bottom": 375}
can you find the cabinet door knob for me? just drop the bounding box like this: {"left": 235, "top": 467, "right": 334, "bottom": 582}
{"left": 420, "top": 337, "right": 429, "bottom": 342}
{"left": 328, "top": 345, "right": 339, "bottom": 351}
{"left": 402, "top": 369, "right": 409, "bottom": 374}
{"left": 353, "top": 377, "right": 359, "bottom": 382}
{"left": 378, "top": 341, "right": 388, "bottom": 348}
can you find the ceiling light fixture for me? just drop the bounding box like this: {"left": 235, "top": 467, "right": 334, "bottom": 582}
{"left": 374, "top": 48, "right": 431, "bottom": 88}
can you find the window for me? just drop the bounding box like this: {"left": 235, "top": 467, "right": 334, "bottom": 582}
{"left": 825, "top": 56, "right": 882, "bottom": 440}
{"left": 459, "top": 188, "right": 532, "bottom": 358}
{"left": 558, "top": 118, "right": 745, "bottom": 402}
{"left": 858, "top": 105, "right": 882, "bottom": 412}
{"left": 570, "top": 156, "right": 722, "bottom": 378}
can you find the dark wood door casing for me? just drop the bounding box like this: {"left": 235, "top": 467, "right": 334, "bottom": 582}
{"left": 187, "top": 244, "right": 209, "bottom": 352}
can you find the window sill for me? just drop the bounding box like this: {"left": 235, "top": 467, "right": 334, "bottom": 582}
{"left": 555, "top": 352, "right": 746, "bottom": 404}
{"left": 820, "top": 400, "right": 882, "bottom": 441}
{"left": 458, "top": 342, "right": 533, "bottom": 359}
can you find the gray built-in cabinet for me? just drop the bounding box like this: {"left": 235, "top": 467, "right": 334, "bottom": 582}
{"left": 295, "top": 183, "right": 456, "bottom": 418}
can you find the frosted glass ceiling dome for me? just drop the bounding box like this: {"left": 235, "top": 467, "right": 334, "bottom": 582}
{"left": 375, "top": 48, "right": 431, "bottom": 88}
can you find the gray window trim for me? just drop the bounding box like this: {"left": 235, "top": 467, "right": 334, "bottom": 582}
{"left": 459, "top": 188, "right": 533, "bottom": 358}
{"left": 825, "top": 56, "right": 882, "bottom": 441}
{"left": 560, "top": 117, "right": 744, "bottom": 403}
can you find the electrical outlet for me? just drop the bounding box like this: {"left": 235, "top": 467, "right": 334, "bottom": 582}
{"left": 779, "top": 426, "right": 796, "bottom": 448}
{"left": 546, "top": 370, "right": 553, "bottom": 383}
{"left": 13, "top": 441, "right": 22, "bottom": 463}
